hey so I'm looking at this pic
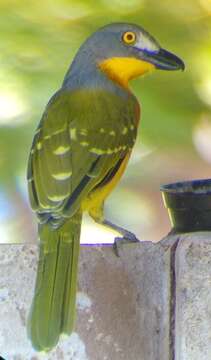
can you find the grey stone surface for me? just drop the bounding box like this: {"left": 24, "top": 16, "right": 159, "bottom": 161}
{"left": 0, "top": 245, "right": 88, "bottom": 360}
{"left": 77, "top": 240, "right": 175, "bottom": 360}
{"left": 0, "top": 233, "right": 210, "bottom": 359}
{"left": 175, "top": 233, "right": 211, "bottom": 360}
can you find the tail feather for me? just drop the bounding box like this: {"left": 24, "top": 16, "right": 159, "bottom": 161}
{"left": 27, "top": 212, "right": 82, "bottom": 352}
{"left": 62, "top": 227, "right": 80, "bottom": 333}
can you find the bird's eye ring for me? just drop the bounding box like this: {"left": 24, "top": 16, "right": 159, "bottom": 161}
{"left": 122, "top": 31, "right": 136, "bottom": 45}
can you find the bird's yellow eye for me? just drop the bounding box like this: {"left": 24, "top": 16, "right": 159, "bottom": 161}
{"left": 122, "top": 31, "right": 136, "bottom": 45}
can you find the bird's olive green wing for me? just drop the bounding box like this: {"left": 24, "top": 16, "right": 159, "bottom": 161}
{"left": 27, "top": 89, "right": 138, "bottom": 224}
{"left": 27, "top": 90, "right": 73, "bottom": 215}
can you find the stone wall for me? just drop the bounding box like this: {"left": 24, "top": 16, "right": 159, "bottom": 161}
{"left": 0, "top": 233, "right": 211, "bottom": 359}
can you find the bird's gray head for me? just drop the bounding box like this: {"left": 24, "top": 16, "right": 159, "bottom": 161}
{"left": 65, "top": 23, "right": 184, "bottom": 89}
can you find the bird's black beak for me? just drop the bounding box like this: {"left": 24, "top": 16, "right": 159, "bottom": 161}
{"left": 142, "top": 48, "right": 185, "bottom": 71}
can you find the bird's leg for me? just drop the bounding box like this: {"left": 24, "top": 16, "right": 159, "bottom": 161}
{"left": 89, "top": 204, "right": 139, "bottom": 256}
{"left": 101, "top": 219, "right": 139, "bottom": 242}
{"left": 92, "top": 214, "right": 140, "bottom": 256}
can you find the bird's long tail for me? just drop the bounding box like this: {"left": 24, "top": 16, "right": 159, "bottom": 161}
{"left": 27, "top": 211, "right": 82, "bottom": 352}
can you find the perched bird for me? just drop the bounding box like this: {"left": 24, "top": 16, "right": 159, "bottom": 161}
{"left": 27, "top": 23, "right": 184, "bottom": 351}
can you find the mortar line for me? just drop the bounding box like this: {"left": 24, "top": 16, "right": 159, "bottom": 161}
{"left": 169, "top": 236, "right": 180, "bottom": 360}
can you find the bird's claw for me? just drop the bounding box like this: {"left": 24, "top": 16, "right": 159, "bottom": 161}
{"left": 113, "top": 234, "right": 140, "bottom": 257}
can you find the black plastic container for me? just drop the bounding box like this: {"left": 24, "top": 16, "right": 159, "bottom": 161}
{"left": 161, "top": 179, "right": 211, "bottom": 233}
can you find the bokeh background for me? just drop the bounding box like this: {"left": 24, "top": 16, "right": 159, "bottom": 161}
{"left": 0, "top": 0, "right": 211, "bottom": 243}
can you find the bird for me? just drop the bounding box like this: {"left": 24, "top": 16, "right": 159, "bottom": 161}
{"left": 27, "top": 22, "right": 184, "bottom": 352}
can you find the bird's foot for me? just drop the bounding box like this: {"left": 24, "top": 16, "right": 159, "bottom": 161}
{"left": 113, "top": 231, "right": 139, "bottom": 257}
{"left": 94, "top": 218, "right": 140, "bottom": 257}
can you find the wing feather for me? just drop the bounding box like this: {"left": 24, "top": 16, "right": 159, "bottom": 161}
{"left": 27, "top": 88, "right": 138, "bottom": 225}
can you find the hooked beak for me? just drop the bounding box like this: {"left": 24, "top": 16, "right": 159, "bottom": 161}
{"left": 141, "top": 48, "right": 185, "bottom": 71}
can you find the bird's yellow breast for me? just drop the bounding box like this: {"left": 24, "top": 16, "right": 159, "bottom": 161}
{"left": 82, "top": 152, "right": 131, "bottom": 220}
{"left": 99, "top": 57, "right": 155, "bottom": 88}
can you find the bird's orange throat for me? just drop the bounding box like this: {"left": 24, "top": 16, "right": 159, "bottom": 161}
{"left": 99, "top": 57, "right": 155, "bottom": 88}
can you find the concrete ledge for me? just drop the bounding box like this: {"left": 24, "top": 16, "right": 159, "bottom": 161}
{"left": 0, "top": 233, "right": 210, "bottom": 359}
{"left": 175, "top": 233, "right": 211, "bottom": 360}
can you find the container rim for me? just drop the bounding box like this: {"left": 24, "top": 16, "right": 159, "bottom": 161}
{"left": 160, "top": 178, "right": 211, "bottom": 195}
